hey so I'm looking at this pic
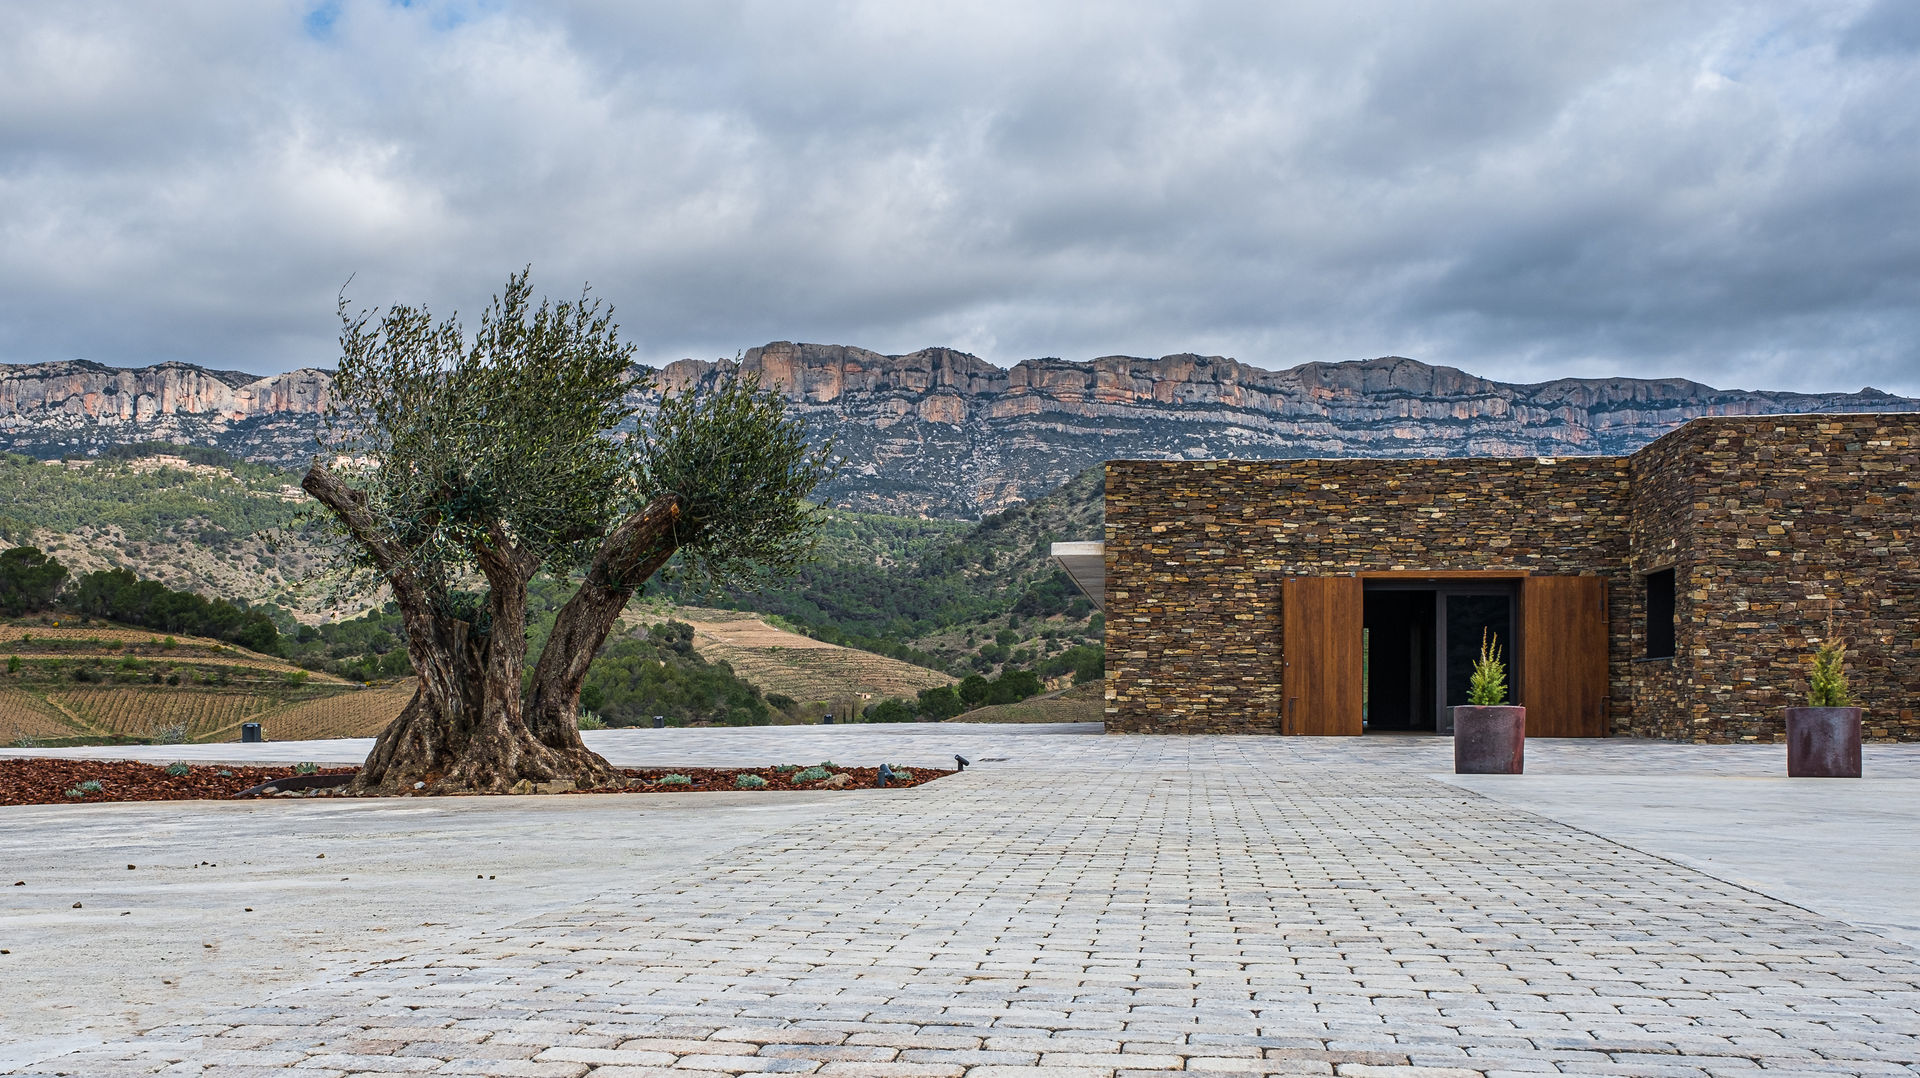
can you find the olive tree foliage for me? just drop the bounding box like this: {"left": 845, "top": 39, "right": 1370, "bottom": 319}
{"left": 640, "top": 375, "right": 835, "bottom": 588}
{"left": 320, "top": 270, "right": 634, "bottom": 602}
{"left": 304, "top": 270, "right": 834, "bottom": 793}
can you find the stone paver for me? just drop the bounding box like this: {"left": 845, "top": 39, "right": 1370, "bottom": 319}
{"left": 4, "top": 730, "right": 1919, "bottom": 1077}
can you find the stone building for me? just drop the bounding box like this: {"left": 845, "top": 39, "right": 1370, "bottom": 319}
{"left": 1082, "top": 413, "right": 1919, "bottom": 742}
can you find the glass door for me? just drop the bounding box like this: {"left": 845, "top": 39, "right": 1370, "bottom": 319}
{"left": 1436, "top": 590, "right": 1515, "bottom": 733}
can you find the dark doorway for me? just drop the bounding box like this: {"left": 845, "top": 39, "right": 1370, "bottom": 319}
{"left": 1362, "top": 582, "right": 1517, "bottom": 733}
{"left": 1362, "top": 591, "right": 1434, "bottom": 731}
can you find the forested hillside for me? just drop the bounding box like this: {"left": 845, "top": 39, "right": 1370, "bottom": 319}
{"left": 0, "top": 444, "right": 1109, "bottom": 725}
{"left": 664, "top": 464, "right": 1105, "bottom": 679}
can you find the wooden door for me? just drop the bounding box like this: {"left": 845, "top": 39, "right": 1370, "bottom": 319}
{"left": 1281, "top": 576, "right": 1363, "bottom": 736}
{"left": 1520, "top": 575, "right": 1609, "bottom": 737}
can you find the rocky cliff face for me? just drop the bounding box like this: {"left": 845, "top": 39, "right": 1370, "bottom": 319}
{"left": 0, "top": 360, "right": 332, "bottom": 461}
{"left": 661, "top": 343, "right": 1918, "bottom": 515}
{"left": 5, "top": 347, "right": 1913, "bottom": 517}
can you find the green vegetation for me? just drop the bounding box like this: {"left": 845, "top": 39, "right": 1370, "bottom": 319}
{"left": 865, "top": 666, "right": 1047, "bottom": 723}
{"left": 0, "top": 547, "right": 68, "bottom": 615}
{"left": 576, "top": 620, "right": 774, "bottom": 728}
{"left": 655, "top": 773, "right": 692, "bottom": 786}
{"left": 1808, "top": 638, "right": 1852, "bottom": 707}
{"left": 0, "top": 449, "right": 305, "bottom": 546}
{"left": 662, "top": 465, "right": 1104, "bottom": 679}
{"left": 1467, "top": 629, "right": 1509, "bottom": 706}
{"left": 279, "top": 607, "right": 411, "bottom": 681}
{"left": 734, "top": 773, "right": 768, "bottom": 789}
{"left": 66, "top": 568, "right": 279, "bottom": 653}
{"left": 0, "top": 541, "right": 281, "bottom": 653}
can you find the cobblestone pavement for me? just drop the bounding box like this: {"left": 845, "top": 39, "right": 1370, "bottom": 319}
{"left": 11, "top": 735, "right": 1920, "bottom": 1077}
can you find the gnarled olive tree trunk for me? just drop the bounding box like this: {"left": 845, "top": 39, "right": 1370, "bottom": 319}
{"left": 305, "top": 465, "right": 625, "bottom": 794}
{"left": 524, "top": 496, "right": 683, "bottom": 748}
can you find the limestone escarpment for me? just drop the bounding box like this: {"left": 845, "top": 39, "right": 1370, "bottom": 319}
{"left": 3, "top": 346, "right": 1913, "bottom": 517}
{"left": 0, "top": 360, "right": 330, "bottom": 459}
{"left": 660, "top": 344, "right": 1917, "bottom": 515}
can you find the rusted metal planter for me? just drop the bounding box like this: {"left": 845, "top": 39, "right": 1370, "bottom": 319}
{"left": 1453, "top": 705, "right": 1525, "bottom": 774}
{"left": 1784, "top": 706, "right": 1863, "bottom": 778}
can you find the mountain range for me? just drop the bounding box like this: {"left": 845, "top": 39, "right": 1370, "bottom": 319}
{"left": 3, "top": 346, "right": 1913, "bottom": 517}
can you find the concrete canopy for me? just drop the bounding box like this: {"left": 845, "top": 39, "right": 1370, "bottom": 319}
{"left": 1051, "top": 541, "right": 1105, "bottom": 610}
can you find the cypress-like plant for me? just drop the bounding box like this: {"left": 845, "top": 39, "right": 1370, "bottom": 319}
{"left": 1467, "top": 628, "right": 1509, "bottom": 706}
{"left": 1807, "top": 639, "right": 1852, "bottom": 707}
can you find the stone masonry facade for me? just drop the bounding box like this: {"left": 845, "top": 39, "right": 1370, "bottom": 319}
{"left": 1106, "top": 413, "right": 1920, "bottom": 742}
{"left": 1627, "top": 415, "right": 1920, "bottom": 741}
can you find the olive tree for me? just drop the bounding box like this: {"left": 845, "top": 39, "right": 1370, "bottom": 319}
{"left": 303, "top": 270, "right": 832, "bottom": 793}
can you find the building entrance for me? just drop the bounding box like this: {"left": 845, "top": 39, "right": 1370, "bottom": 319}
{"left": 1280, "top": 572, "right": 1606, "bottom": 737}
{"left": 1362, "top": 583, "right": 1517, "bottom": 733}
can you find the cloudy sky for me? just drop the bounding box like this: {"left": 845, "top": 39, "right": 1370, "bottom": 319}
{"left": 2, "top": 1, "right": 1916, "bottom": 393}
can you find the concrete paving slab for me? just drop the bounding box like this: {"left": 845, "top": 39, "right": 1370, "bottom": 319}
{"left": 3, "top": 733, "right": 1918, "bottom": 1078}
{"left": 0, "top": 790, "right": 853, "bottom": 1066}
{"left": 1442, "top": 773, "right": 1920, "bottom": 950}
{"left": 0, "top": 722, "right": 1106, "bottom": 770}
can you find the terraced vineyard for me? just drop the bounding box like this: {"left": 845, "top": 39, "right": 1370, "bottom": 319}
{"left": 949, "top": 680, "right": 1106, "bottom": 724}
{"left": 44, "top": 687, "right": 286, "bottom": 741}
{"left": 249, "top": 680, "right": 414, "bottom": 741}
{"left": 0, "top": 624, "right": 350, "bottom": 682}
{"left": 2, "top": 617, "right": 368, "bottom": 744}
{"left": 0, "top": 689, "right": 83, "bottom": 742}
{"left": 626, "top": 607, "right": 953, "bottom": 704}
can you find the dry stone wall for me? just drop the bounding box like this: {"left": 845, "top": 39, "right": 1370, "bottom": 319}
{"left": 1105, "top": 456, "right": 1633, "bottom": 734}
{"left": 1108, "top": 413, "right": 1920, "bottom": 742}
{"left": 1625, "top": 415, "right": 1920, "bottom": 742}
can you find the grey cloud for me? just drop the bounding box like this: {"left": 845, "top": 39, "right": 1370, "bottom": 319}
{"left": 0, "top": 0, "right": 1915, "bottom": 395}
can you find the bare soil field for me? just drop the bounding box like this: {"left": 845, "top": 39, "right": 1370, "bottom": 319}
{"left": 0, "top": 689, "right": 81, "bottom": 742}
{"left": 628, "top": 606, "right": 954, "bottom": 703}
{"left": 44, "top": 687, "right": 283, "bottom": 741}
{"left": 950, "top": 680, "right": 1105, "bottom": 723}
{"left": 250, "top": 680, "right": 415, "bottom": 741}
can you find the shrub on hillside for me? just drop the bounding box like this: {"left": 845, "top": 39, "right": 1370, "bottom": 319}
{"left": 1039, "top": 643, "right": 1105, "bottom": 686}
{"left": 0, "top": 547, "right": 68, "bottom": 615}
{"left": 576, "top": 620, "right": 771, "bottom": 728}
{"left": 64, "top": 568, "right": 279, "bottom": 654}
{"left": 916, "top": 684, "right": 964, "bottom": 721}
{"left": 863, "top": 697, "right": 915, "bottom": 723}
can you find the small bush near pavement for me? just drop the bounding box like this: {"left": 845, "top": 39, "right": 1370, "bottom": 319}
{"left": 146, "top": 720, "right": 188, "bottom": 745}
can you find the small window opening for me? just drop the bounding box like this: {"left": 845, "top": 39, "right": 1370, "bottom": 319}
{"left": 1644, "top": 568, "right": 1675, "bottom": 659}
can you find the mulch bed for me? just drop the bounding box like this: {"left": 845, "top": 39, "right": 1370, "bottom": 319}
{"left": 0, "top": 759, "right": 358, "bottom": 807}
{"left": 0, "top": 759, "right": 951, "bottom": 806}
{"left": 618, "top": 766, "right": 950, "bottom": 794}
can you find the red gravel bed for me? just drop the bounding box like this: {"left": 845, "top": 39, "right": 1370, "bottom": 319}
{"left": 0, "top": 759, "right": 357, "bottom": 806}
{"left": 617, "top": 765, "right": 952, "bottom": 792}
{"left": 0, "top": 759, "right": 951, "bottom": 805}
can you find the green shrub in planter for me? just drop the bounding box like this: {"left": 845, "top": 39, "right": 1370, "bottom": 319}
{"left": 1467, "top": 629, "right": 1508, "bottom": 706}
{"left": 1807, "top": 639, "right": 1852, "bottom": 707}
